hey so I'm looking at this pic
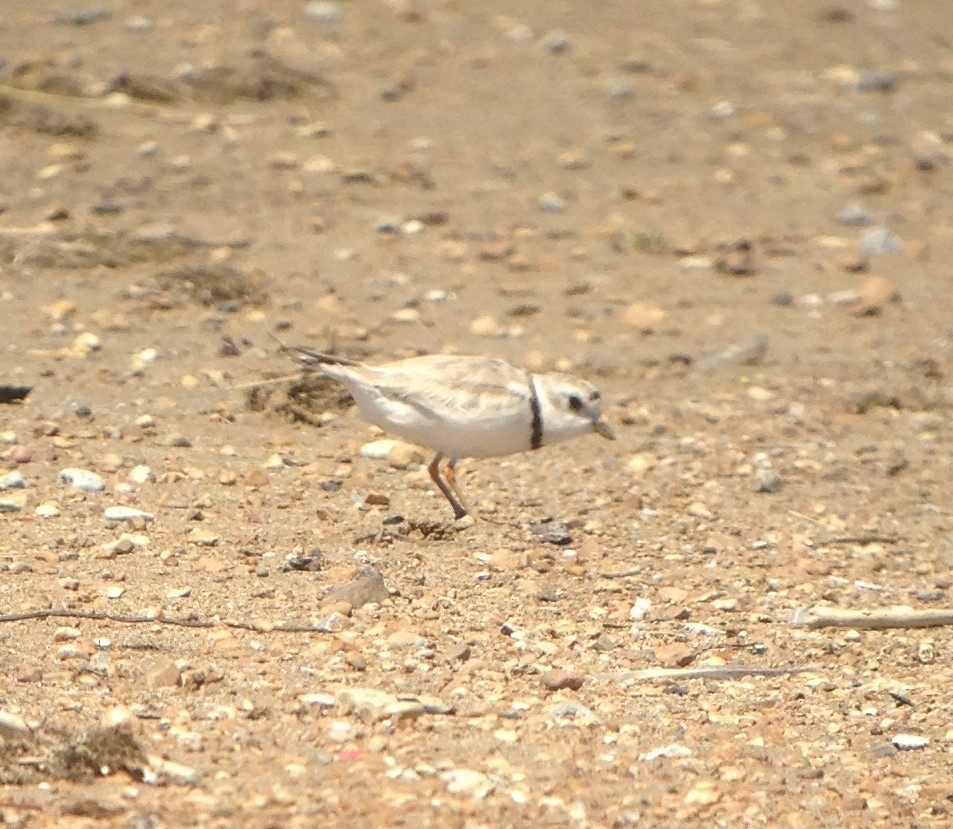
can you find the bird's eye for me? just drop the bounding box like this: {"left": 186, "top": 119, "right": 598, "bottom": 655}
{"left": 568, "top": 393, "right": 584, "bottom": 412}
{"left": 590, "top": 390, "right": 600, "bottom": 401}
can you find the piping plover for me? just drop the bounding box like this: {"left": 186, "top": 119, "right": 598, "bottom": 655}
{"left": 282, "top": 346, "right": 615, "bottom": 519}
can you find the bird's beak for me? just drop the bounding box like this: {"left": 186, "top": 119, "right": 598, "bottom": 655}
{"left": 593, "top": 420, "right": 616, "bottom": 440}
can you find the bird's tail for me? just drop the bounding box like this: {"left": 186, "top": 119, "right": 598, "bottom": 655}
{"left": 269, "top": 333, "right": 358, "bottom": 368}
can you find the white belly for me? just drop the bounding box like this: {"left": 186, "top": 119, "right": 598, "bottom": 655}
{"left": 358, "top": 397, "right": 532, "bottom": 459}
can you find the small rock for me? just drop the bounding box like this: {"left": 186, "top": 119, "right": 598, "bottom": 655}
{"left": 336, "top": 687, "right": 397, "bottom": 714}
{"left": 753, "top": 473, "right": 783, "bottom": 493}
{"left": 541, "top": 669, "right": 585, "bottom": 691}
{"left": 715, "top": 241, "right": 756, "bottom": 276}
{"left": 58, "top": 7, "right": 111, "bottom": 25}
{"left": 72, "top": 332, "right": 102, "bottom": 356}
{"left": 264, "top": 453, "right": 286, "bottom": 469}
{"left": 165, "top": 433, "right": 192, "bottom": 448}
{"left": 860, "top": 228, "right": 901, "bottom": 255}
{"left": 387, "top": 442, "right": 425, "bottom": 469}
{"left": 0, "top": 471, "right": 25, "bottom": 490}
{"left": 538, "top": 192, "right": 565, "bottom": 213}
{"left": 104, "top": 506, "right": 155, "bottom": 522}
{"left": 837, "top": 202, "right": 873, "bottom": 226}
{"left": 190, "top": 530, "right": 219, "bottom": 546}
{"left": 549, "top": 701, "right": 598, "bottom": 723}
{"left": 857, "top": 70, "right": 897, "bottom": 93}
{"left": 386, "top": 629, "right": 427, "bottom": 648}
{"left": 147, "top": 755, "right": 202, "bottom": 785}
{"left": 146, "top": 659, "right": 181, "bottom": 690}
{"left": 321, "top": 568, "right": 390, "bottom": 609}
{"left": 59, "top": 468, "right": 105, "bottom": 492}
{"left": 892, "top": 733, "right": 929, "bottom": 751}
{"left": 622, "top": 302, "right": 666, "bottom": 329}
{"left": 851, "top": 275, "right": 899, "bottom": 316}
{"left": 299, "top": 692, "right": 336, "bottom": 707}
{"left": 0, "top": 711, "right": 31, "bottom": 739}
{"left": 360, "top": 439, "right": 399, "bottom": 460}
{"left": 541, "top": 29, "right": 571, "bottom": 53}
{"left": 469, "top": 315, "right": 500, "bottom": 337}
{"left": 35, "top": 502, "right": 61, "bottom": 518}
{"left": 530, "top": 517, "right": 572, "bottom": 545}
{"left": 440, "top": 768, "right": 494, "bottom": 799}
{"left": 487, "top": 549, "right": 525, "bottom": 572}
{"left": 303, "top": 1, "right": 341, "bottom": 22}
{"left": 364, "top": 490, "right": 390, "bottom": 507}
{"left": 129, "top": 465, "right": 155, "bottom": 484}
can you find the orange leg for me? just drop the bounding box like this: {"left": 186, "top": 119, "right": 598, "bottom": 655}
{"left": 428, "top": 453, "right": 468, "bottom": 519}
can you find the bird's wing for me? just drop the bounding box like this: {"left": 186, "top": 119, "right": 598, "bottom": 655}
{"left": 368, "top": 356, "right": 531, "bottom": 418}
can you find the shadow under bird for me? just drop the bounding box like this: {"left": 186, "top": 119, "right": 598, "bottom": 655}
{"left": 282, "top": 346, "right": 615, "bottom": 519}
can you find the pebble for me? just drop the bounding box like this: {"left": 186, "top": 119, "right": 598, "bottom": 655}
{"left": 35, "top": 502, "right": 61, "bottom": 518}
{"left": 837, "top": 202, "right": 873, "bottom": 226}
{"left": 135, "top": 414, "right": 155, "bottom": 428}
{"left": 125, "top": 15, "right": 153, "bottom": 31}
{"left": 165, "top": 433, "right": 192, "bottom": 448}
{"left": 106, "top": 585, "right": 125, "bottom": 599}
{"left": 299, "top": 692, "right": 336, "bottom": 707}
{"left": 146, "top": 659, "right": 181, "bottom": 690}
{"left": 166, "top": 587, "right": 192, "bottom": 600}
{"left": 549, "top": 701, "right": 597, "bottom": 722}
{"left": 59, "top": 468, "right": 106, "bottom": 492}
{"left": 129, "top": 465, "right": 156, "bottom": 484}
{"left": 440, "top": 768, "right": 494, "bottom": 799}
{"left": 857, "top": 70, "right": 897, "bottom": 93}
{"left": 131, "top": 347, "right": 159, "bottom": 372}
{"left": 191, "top": 530, "right": 219, "bottom": 546}
{"left": 0, "top": 711, "right": 31, "bottom": 739}
{"left": 486, "top": 549, "right": 526, "bottom": 572}
{"left": 860, "top": 228, "right": 901, "bottom": 255}
{"left": 753, "top": 473, "right": 783, "bottom": 493}
{"left": 72, "top": 331, "right": 102, "bottom": 356}
{"left": 104, "top": 506, "right": 155, "bottom": 522}
{"left": 0, "top": 471, "right": 25, "bottom": 490}
{"left": 54, "top": 626, "right": 82, "bottom": 641}
{"left": 828, "top": 289, "right": 860, "bottom": 305}
{"left": 58, "top": 7, "right": 111, "bottom": 25}
{"left": 530, "top": 518, "right": 572, "bottom": 545}
{"left": 147, "top": 755, "right": 201, "bottom": 785}
{"left": 541, "top": 30, "right": 571, "bottom": 53}
{"left": 892, "top": 734, "right": 929, "bottom": 751}
{"left": 679, "top": 255, "right": 713, "bottom": 270}
{"left": 322, "top": 568, "right": 390, "bottom": 609}
{"left": 303, "top": 1, "right": 342, "bottom": 22}
{"left": 538, "top": 192, "right": 566, "bottom": 213}
{"left": 360, "top": 439, "right": 400, "bottom": 460}
{"left": 541, "top": 669, "right": 585, "bottom": 691}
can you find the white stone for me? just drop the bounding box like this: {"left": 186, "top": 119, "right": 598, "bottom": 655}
{"left": 104, "top": 506, "right": 155, "bottom": 522}
{"left": 59, "top": 468, "right": 106, "bottom": 492}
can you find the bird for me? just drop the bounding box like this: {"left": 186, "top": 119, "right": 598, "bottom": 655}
{"left": 281, "top": 345, "right": 615, "bottom": 519}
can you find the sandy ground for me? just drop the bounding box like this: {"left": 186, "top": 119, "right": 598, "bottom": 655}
{"left": 2, "top": 0, "right": 953, "bottom": 825}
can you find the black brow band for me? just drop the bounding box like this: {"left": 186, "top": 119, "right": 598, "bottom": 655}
{"left": 528, "top": 374, "right": 543, "bottom": 450}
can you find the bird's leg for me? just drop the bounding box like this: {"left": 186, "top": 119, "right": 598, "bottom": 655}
{"left": 443, "top": 458, "right": 473, "bottom": 519}
{"left": 428, "top": 453, "right": 468, "bottom": 520}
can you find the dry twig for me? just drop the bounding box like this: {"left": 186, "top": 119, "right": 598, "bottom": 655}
{"left": 596, "top": 664, "right": 817, "bottom": 682}
{"left": 791, "top": 606, "right": 953, "bottom": 630}
{"left": 0, "top": 608, "right": 332, "bottom": 633}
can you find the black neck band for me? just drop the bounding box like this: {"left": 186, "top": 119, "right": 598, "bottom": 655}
{"left": 528, "top": 374, "right": 543, "bottom": 450}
